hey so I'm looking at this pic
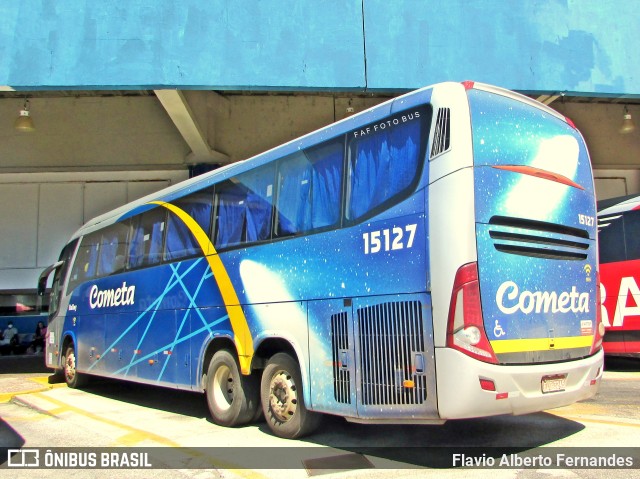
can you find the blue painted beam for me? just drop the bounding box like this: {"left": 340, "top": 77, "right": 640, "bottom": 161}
{"left": 363, "top": 0, "right": 639, "bottom": 96}
{"left": 0, "top": 1, "right": 366, "bottom": 91}
{"left": 1, "top": 1, "right": 638, "bottom": 97}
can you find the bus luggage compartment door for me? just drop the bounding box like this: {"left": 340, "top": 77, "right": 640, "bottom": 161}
{"left": 307, "top": 299, "right": 358, "bottom": 417}
{"left": 352, "top": 294, "right": 438, "bottom": 420}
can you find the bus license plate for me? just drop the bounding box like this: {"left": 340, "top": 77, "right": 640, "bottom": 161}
{"left": 541, "top": 374, "right": 567, "bottom": 394}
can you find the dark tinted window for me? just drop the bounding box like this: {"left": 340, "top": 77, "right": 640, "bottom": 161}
{"left": 97, "top": 222, "right": 129, "bottom": 275}
{"left": 598, "top": 215, "right": 625, "bottom": 263}
{"left": 166, "top": 189, "right": 214, "bottom": 260}
{"left": 275, "top": 139, "right": 343, "bottom": 236}
{"left": 68, "top": 232, "right": 101, "bottom": 291}
{"left": 214, "top": 165, "right": 275, "bottom": 249}
{"left": 128, "top": 207, "right": 166, "bottom": 269}
{"left": 624, "top": 210, "right": 640, "bottom": 261}
{"left": 347, "top": 108, "right": 426, "bottom": 221}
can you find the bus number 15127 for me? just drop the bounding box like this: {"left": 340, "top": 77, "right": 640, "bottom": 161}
{"left": 363, "top": 224, "right": 417, "bottom": 254}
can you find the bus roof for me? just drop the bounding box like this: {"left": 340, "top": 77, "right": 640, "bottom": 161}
{"left": 70, "top": 81, "right": 565, "bottom": 241}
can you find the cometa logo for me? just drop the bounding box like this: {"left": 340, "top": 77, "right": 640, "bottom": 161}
{"left": 89, "top": 282, "right": 136, "bottom": 309}
{"left": 496, "top": 280, "right": 590, "bottom": 315}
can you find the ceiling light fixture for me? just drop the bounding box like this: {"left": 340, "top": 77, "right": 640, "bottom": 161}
{"left": 14, "top": 98, "right": 35, "bottom": 132}
{"left": 620, "top": 106, "right": 635, "bottom": 134}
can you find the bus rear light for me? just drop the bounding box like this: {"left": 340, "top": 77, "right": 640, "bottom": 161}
{"left": 446, "top": 262, "right": 498, "bottom": 364}
{"left": 479, "top": 378, "right": 496, "bottom": 391}
{"left": 564, "top": 116, "right": 577, "bottom": 129}
{"left": 461, "top": 80, "right": 475, "bottom": 90}
{"left": 495, "top": 392, "right": 509, "bottom": 400}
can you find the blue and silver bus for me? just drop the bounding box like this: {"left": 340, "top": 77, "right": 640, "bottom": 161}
{"left": 39, "top": 81, "right": 604, "bottom": 439}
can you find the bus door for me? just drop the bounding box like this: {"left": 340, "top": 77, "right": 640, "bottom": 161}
{"left": 38, "top": 239, "right": 78, "bottom": 369}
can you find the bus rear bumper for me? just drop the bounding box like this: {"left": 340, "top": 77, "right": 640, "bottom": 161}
{"left": 435, "top": 347, "right": 604, "bottom": 420}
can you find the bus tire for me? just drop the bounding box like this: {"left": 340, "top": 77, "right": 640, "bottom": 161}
{"left": 260, "top": 352, "right": 320, "bottom": 439}
{"left": 205, "top": 350, "right": 259, "bottom": 427}
{"left": 62, "top": 345, "right": 88, "bottom": 388}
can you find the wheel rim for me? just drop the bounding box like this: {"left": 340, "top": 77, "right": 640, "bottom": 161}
{"left": 212, "top": 364, "right": 234, "bottom": 411}
{"left": 268, "top": 369, "right": 298, "bottom": 422}
{"left": 65, "top": 351, "right": 76, "bottom": 383}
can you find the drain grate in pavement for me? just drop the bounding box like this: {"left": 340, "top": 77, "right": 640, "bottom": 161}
{"left": 303, "top": 452, "right": 375, "bottom": 476}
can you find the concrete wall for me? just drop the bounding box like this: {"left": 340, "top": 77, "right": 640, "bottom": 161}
{"left": 553, "top": 102, "right": 640, "bottom": 169}
{"left": 0, "top": 171, "right": 187, "bottom": 291}
{"left": 1, "top": 1, "right": 639, "bottom": 97}
{"left": 0, "top": 95, "right": 189, "bottom": 172}
{"left": 196, "top": 92, "right": 389, "bottom": 163}
{"left": 593, "top": 169, "right": 640, "bottom": 201}
{"left": 2, "top": 92, "right": 390, "bottom": 170}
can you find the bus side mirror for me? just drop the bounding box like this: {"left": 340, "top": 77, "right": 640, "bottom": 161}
{"left": 38, "top": 261, "right": 63, "bottom": 296}
{"left": 37, "top": 275, "right": 47, "bottom": 296}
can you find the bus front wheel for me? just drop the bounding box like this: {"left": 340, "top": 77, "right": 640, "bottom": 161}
{"left": 205, "top": 350, "right": 259, "bottom": 427}
{"left": 260, "top": 352, "right": 320, "bottom": 439}
{"left": 62, "top": 345, "right": 87, "bottom": 388}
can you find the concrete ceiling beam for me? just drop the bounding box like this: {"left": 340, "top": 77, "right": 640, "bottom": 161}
{"left": 154, "top": 89, "right": 229, "bottom": 164}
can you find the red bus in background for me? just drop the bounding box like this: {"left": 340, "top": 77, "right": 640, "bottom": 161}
{"left": 598, "top": 194, "right": 640, "bottom": 357}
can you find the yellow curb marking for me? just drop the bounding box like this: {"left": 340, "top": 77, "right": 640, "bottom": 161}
{"left": 0, "top": 377, "right": 67, "bottom": 404}
{"left": 24, "top": 391, "right": 268, "bottom": 479}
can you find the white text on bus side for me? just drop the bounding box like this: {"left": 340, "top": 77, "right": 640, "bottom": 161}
{"left": 600, "top": 278, "right": 640, "bottom": 327}
{"left": 496, "top": 281, "right": 589, "bottom": 315}
{"left": 89, "top": 282, "right": 136, "bottom": 309}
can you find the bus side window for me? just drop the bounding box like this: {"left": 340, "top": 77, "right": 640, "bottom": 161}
{"left": 239, "top": 165, "right": 275, "bottom": 243}
{"left": 623, "top": 210, "right": 640, "bottom": 260}
{"left": 128, "top": 208, "right": 166, "bottom": 269}
{"left": 347, "top": 113, "right": 424, "bottom": 221}
{"left": 214, "top": 165, "right": 275, "bottom": 250}
{"left": 166, "top": 188, "right": 214, "bottom": 259}
{"left": 275, "top": 152, "right": 310, "bottom": 236}
{"left": 598, "top": 215, "right": 626, "bottom": 263}
{"left": 215, "top": 180, "right": 248, "bottom": 249}
{"left": 68, "top": 232, "right": 101, "bottom": 292}
{"left": 98, "top": 221, "right": 129, "bottom": 276}
{"left": 274, "top": 139, "right": 343, "bottom": 237}
{"left": 56, "top": 239, "right": 78, "bottom": 303}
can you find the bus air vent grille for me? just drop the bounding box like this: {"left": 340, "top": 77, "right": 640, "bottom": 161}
{"left": 357, "top": 301, "right": 427, "bottom": 406}
{"left": 430, "top": 108, "right": 451, "bottom": 159}
{"left": 331, "top": 311, "right": 352, "bottom": 404}
{"left": 488, "top": 216, "right": 590, "bottom": 261}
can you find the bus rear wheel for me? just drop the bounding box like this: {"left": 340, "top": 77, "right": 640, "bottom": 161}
{"left": 260, "top": 352, "right": 320, "bottom": 439}
{"left": 62, "top": 345, "right": 87, "bottom": 388}
{"left": 206, "top": 350, "right": 259, "bottom": 427}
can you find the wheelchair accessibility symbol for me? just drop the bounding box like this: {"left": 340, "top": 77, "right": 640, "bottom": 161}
{"left": 494, "top": 320, "right": 506, "bottom": 338}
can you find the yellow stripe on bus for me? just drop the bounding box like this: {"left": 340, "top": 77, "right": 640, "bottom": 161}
{"left": 490, "top": 335, "right": 593, "bottom": 354}
{"left": 150, "top": 201, "right": 255, "bottom": 374}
